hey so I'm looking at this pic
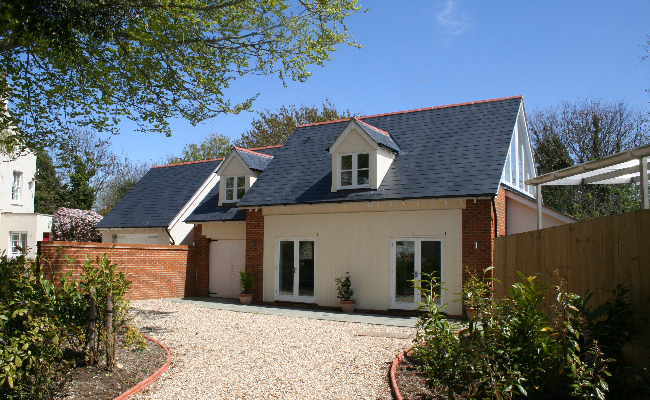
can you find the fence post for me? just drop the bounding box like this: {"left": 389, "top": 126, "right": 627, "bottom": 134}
{"left": 105, "top": 291, "right": 115, "bottom": 370}
{"left": 86, "top": 286, "right": 97, "bottom": 365}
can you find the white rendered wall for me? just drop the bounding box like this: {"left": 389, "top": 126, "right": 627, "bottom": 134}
{"left": 0, "top": 152, "right": 36, "bottom": 213}
{"left": 262, "top": 200, "right": 464, "bottom": 315}
{"left": 0, "top": 213, "right": 53, "bottom": 259}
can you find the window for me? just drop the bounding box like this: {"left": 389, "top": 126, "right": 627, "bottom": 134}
{"left": 11, "top": 171, "right": 22, "bottom": 202}
{"left": 340, "top": 153, "right": 370, "bottom": 188}
{"left": 10, "top": 232, "right": 27, "bottom": 258}
{"left": 225, "top": 176, "right": 246, "bottom": 201}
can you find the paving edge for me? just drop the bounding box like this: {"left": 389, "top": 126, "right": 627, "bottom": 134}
{"left": 114, "top": 334, "right": 171, "bottom": 400}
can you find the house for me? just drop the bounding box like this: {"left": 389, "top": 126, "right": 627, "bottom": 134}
{"left": 187, "top": 96, "right": 573, "bottom": 316}
{"left": 95, "top": 145, "right": 283, "bottom": 246}
{"left": 0, "top": 151, "right": 53, "bottom": 259}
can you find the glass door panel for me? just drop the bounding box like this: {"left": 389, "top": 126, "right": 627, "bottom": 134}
{"left": 420, "top": 241, "right": 442, "bottom": 297}
{"left": 395, "top": 241, "right": 415, "bottom": 304}
{"left": 279, "top": 241, "right": 294, "bottom": 296}
{"left": 298, "top": 241, "right": 315, "bottom": 297}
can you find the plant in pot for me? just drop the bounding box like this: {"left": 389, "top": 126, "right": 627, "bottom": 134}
{"left": 239, "top": 270, "right": 255, "bottom": 305}
{"left": 335, "top": 272, "right": 355, "bottom": 313}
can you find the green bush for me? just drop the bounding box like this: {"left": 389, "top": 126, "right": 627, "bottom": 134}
{"left": 0, "top": 251, "right": 132, "bottom": 399}
{"left": 412, "top": 271, "right": 634, "bottom": 400}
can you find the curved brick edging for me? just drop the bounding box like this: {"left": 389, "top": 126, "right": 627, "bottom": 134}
{"left": 389, "top": 349, "right": 413, "bottom": 400}
{"left": 114, "top": 334, "right": 171, "bottom": 400}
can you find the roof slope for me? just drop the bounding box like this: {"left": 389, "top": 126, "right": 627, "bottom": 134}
{"left": 235, "top": 147, "right": 273, "bottom": 171}
{"left": 245, "top": 145, "right": 283, "bottom": 158}
{"left": 96, "top": 159, "right": 221, "bottom": 228}
{"left": 185, "top": 183, "right": 246, "bottom": 222}
{"left": 353, "top": 119, "right": 402, "bottom": 154}
{"left": 238, "top": 97, "right": 522, "bottom": 207}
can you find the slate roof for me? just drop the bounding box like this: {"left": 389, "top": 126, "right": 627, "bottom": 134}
{"left": 237, "top": 96, "right": 522, "bottom": 207}
{"left": 235, "top": 147, "right": 273, "bottom": 171}
{"left": 184, "top": 184, "right": 247, "bottom": 222}
{"left": 351, "top": 118, "right": 402, "bottom": 154}
{"left": 96, "top": 159, "right": 222, "bottom": 228}
{"left": 245, "top": 144, "right": 284, "bottom": 158}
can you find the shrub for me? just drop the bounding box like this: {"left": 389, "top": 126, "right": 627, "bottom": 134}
{"left": 52, "top": 207, "right": 103, "bottom": 242}
{"left": 412, "top": 271, "right": 634, "bottom": 400}
{"left": 335, "top": 272, "right": 354, "bottom": 301}
{"left": 0, "top": 252, "right": 132, "bottom": 398}
{"left": 238, "top": 270, "right": 255, "bottom": 294}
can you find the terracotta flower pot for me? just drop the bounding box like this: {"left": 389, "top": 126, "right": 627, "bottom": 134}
{"left": 239, "top": 293, "right": 253, "bottom": 305}
{"left": 340, "top": 300, "right": 356, "bottom": 313}
{"left": 465, "top": 307, "right": 475, "bottom": 320}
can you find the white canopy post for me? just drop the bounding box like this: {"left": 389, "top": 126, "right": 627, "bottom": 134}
{"left": 537, "top": 185, "right": 543, "bottom": 230}
{"left": 641, "top": 156, "right": 649, "bottom": 210}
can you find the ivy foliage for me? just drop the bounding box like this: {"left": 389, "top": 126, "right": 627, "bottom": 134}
{"left": 0, "top": 0, "right": 363, "bottom": 152}
{"left": 412, "top": 271, "right": 637, "bottom": 399}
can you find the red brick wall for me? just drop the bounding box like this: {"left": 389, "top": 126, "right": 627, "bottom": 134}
{"left": 461, "top": 189, "right": 506, "bottom": 282}
{"left": 38, "top": 241, "right": 198, "bottom": 300}
{"left": 245, "top": 210, "right": 264, "bottom": 303}
{"left": 193, "top": 224, "right": 210, "bottom": 296}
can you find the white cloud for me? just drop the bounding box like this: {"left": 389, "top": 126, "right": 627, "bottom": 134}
{"left": 436, "top": 0, "right": 473, "bottom": 35}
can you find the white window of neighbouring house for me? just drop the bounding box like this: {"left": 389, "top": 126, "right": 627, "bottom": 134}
{"left": 225, "top": 175, "right": 246, "bottom": 202}
{"left": 11, "top": 171, "right": 22, "bottom": 203}
{"left": 340, "top": 153, "right": 370, "bottom": 188}
{"left": 10, "top": 232, "right": 27, "bottom": 258}
{"left": 390, "top": 238, "right": 443, "bottom": 310}
{"left": 275, "top": 239, "right": 315, "bottom": 303}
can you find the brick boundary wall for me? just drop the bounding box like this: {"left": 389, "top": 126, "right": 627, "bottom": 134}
{"left": 245, "top": 210, "right": 264, "bottom": 303}
{"left": 38, "top": 241, "right": 198, "bottom": 300}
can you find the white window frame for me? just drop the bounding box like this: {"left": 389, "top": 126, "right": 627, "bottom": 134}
{"left": 224, "top": 175, "right": 246, "bottom": 202}
{"left": 338, "top": 152, "right": 370, "bottom": 189}
{"left": 274, "top": 237, "right": 316, "bottom": 303}
{"left": 10, "top": 232, "right": 28, "bottom": 258}
{"left": 11, "top": 171, "right": 22, "bottom": 204}
{"left": 390, "top": 237, "right": 444, "bottom": 310}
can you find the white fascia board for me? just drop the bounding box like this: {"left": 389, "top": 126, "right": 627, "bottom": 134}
{"left": 505, "top": 190, "right": 575, "bottom": 223}
{"left": 518, "top": 100, "right": 538, "bottom": 178}
{"left": 328, "top": 119, "right": 379, "bottom": 154}
{"left": 168, "top": 171, "right": 220, "bottom": 232}
{"left": 215, "top": 148, "right": 254, "bottom": 176}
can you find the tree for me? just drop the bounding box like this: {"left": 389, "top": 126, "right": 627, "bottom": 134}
{"left": 162, "top": 132, "right": 231, "bottom": 164}
{"left": 52, "top": 207, "right": 102, "bottom": 242}
{"left": 529, "top": 99, "right": 650, "bottom": 220}
{"left": 0, "top": 0, "right": 362, "bottom": 153}
{"left": 65, "top": 154, "right": 98, "bottom": 210}
{"left": 34, "top": 150, "right": 67, "bottom": 214}
{"left": 235, "top": 100, "right": 357, "bottom": 148}
{"left": 95, "top": 157, "right": 149, "bottom": 215}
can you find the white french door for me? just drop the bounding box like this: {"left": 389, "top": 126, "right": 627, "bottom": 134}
{"left": 390, "top": 238, "right": 443, "bottom": 310}
{"left": 275, "top": 239, "right": 316, "bottom": 303}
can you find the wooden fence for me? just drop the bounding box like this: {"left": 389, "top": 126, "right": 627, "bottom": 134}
{"left": 494, "top": 209, "right": 650, "bottom": 366}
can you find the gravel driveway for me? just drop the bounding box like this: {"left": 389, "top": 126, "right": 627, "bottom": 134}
{"left": 130, "top": 299, "right": 416, "bottom": 400}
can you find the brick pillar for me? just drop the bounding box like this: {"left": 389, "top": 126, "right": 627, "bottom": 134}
{"left": 462, "top": 197, "right": 497, "bottom": 288}
{"left": 193, "top": 224, "right": 210, "bottom": 297}
{"left": 245, "top": 210, "right": 264, "bottom": 303}
{"left": 495, "top": 188, "right": 507, "bottom": 237}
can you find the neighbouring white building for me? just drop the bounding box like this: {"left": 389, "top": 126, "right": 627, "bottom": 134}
{"left": 0, "top": 151, "right": 53, "bottom": 259}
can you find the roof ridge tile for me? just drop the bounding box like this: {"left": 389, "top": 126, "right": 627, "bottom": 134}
{"left": 235, "top": 146, "right": 273, "bottom": 158}
{"left": 152, "top": 158, "right": 223, "bottom": 169}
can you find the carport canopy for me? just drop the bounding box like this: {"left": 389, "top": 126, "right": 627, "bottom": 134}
{"left": 525, "top": 143, "right": 650, "bottom": 229}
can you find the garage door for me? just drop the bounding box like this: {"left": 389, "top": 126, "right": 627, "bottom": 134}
{"left": 115, "top": 234, "right": 159, "bottom": 244}
{"left": 209, "top": 240, "right": 246, "bottom": 298}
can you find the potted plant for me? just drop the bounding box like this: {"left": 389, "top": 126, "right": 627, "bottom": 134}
{"left": 335, "top": 272, "right": 355, "bottom": 313}
{"left": 239, "top": 270, "right": 255, "bottom": 305}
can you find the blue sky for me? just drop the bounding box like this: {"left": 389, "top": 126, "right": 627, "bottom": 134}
{"left": 110, "top": 1, "right": 650, "bottom": 163}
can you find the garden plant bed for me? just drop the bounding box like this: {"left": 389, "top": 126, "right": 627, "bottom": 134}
{"left": 393, "top": 353, "right": 455, "bottom": 400}
{"left": 54, "top": 333, "right": 168, "bottom": 400}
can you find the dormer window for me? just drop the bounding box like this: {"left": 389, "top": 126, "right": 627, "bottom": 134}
{"left": 225, "top": 175, "right": 246, "bottom": 201}
{"left": 340, "top": 153, "right": 370, "bottom": 188}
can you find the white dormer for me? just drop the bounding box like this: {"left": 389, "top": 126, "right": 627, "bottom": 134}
{"left": 329, "top": 118, "right": 401, "bottom": 192}
{"left": 216, "top": 147, "right": 272, "bottom": 206}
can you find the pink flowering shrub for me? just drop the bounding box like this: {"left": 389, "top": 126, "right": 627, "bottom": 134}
{"left": 52, "top": 207, "right": 103, "bottom": 242}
